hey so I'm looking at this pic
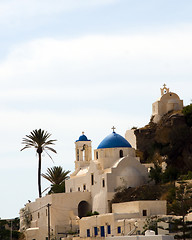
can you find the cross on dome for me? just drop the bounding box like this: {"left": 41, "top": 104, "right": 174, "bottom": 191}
{"left": 111, "top": 126, "right": 116, "bottom": 132}
{"left": 82, "top": 131, "right": 84, "bottom": 135}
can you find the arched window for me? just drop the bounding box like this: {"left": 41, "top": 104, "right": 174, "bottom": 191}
{"left": 119, "top": 150, "right": 123, "bottom": 158}
{"left": 96, "top": 151, "right": 98, "bottom": 159}
{"left": 91, "top": 174, "right": 94, "bottom": 185}
{"left": 102, "top": 179, "right": 105, "bottom": 188}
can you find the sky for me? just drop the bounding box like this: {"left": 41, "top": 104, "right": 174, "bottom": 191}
{"left": 0, "top": 0, "right": 192, "bottom": 219}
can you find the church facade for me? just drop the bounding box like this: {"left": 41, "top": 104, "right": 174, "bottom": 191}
{"left": 66, "top": 129, "right": 149, "bottom": 215}
{"left": 20, "top": 129, "right": 149, "bottom": 240}
{"left": 152, "top": 84, "right": 183, "bottom": 123}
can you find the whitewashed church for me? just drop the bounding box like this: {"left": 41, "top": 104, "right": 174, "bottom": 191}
{"left": 66, "top": 127, "right": 149, "bottom": 215}
{"left": 20, "top": 127, "right": 149, "bottom": 240}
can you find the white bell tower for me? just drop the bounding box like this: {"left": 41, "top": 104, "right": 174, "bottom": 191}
{"left": 75, "top": 132, "right": 92, "bottom": 170}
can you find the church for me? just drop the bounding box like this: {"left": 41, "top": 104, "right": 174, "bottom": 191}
{"left": 20, "top": 128, "right": 149, "bottom": 240}
{"left": 152, "top": 84, "right": 183, "bottom": 123}
{"left": 66, "top": 127, "right": 149, "bottom": 215}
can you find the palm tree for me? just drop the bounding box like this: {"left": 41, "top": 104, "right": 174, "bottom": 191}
{"left": 42, "top": 166, "right": 70, "bottom": 194}
{"left": 21, "top": 129, "right": 57, "bottom": 198}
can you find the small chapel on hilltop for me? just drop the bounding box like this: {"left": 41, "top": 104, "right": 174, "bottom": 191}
{"left": 125, "top": 84, "right": 184, "bottom": 149}
{"left": 152, "top": 84, "right": 183, "bottom": 123}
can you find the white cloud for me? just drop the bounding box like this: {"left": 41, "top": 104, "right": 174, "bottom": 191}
{"left": 1, "top": 27, "right": 192, "bottom": 86}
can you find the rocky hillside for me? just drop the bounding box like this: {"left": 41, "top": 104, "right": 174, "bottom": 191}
{"left": 134, "top": 107, "right": 192, "bottom": 173}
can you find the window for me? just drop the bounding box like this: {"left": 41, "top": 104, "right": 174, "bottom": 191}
{"left": 102, "top": 179, "right": 105, "bottom": 188}
{"left": 91, "top": 173, "right": 94, "bottom": 185}
{"left": 143, "top": 210, "right": 147, "bottom": 216}
{"left": 96, "top": 151, "right": 98, "bottom": 159}
{"left": 70, "top": 188, "right": 72, "bottom": 192}
{"left": 46, "top": 209, "right": 47, "bottom": 216}
{"left": 78, "top": 187, "right": 80, "bottom": 191}
{"left": 119, "top": 150, "right": 123, "bottom": 158}
{"left": 83, "top": 149, "right": 85, "bottom": 161}
{"left": 107, "top": 225, "right": 111, "bottom": 234}
{"left": 169, "top": 223, "right": 176, "bottom": 233}
{"left": 83, "top": 184, "right": 86, "bottom": 191}
{"left": 117, "top": 226, "right": 121, "bottom": 234}
{"left": 38, "top": 212, "right": 40, "bottom": 218}
{"left": 77, "top": 149, "right": 79, "bottom": 161}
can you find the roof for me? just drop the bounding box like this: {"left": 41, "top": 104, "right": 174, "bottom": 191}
{"left": 97, "top": 131, "right": 132, "bottom": 149}
{"left": 76, "top": 132, "right": 91, "bottom": 142}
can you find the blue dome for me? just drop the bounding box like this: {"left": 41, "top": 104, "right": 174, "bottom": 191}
{"left": 76, "top": 132, "right": 91, "bottom": 142}
{"left": 97, "top": 132, "right": 132, "bottom": 149}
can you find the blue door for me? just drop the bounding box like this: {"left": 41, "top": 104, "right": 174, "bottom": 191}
{"left": 87, "top": 229, "right": 90, "bottom": 237}
{"left": 94, "top": 227, "right": 98, "bottom": 236}
{"left": 100, "top": 226, "right": 105, "bottom": 237}
{"left": 107, "top": 225, "right": 111, "bottom": 234}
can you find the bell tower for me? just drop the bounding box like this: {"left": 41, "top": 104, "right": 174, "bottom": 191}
{"left": 75, "top": 132, "right": 92, "bottom": 170}
{"left": 160, "top": 83, "right": 170, "bottom": 96}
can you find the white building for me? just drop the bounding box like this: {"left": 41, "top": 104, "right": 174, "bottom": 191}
{"left": 20, "top": 129, "right": 149, "bottom": 240}
{"left": 79, "top": 200, "right": 168, "bottom": 238}
{"left": 66, "top": 129, "right": 149, "bottom": 215}
{"left": 152, "top": 84, "right": 183, "bottom": 123}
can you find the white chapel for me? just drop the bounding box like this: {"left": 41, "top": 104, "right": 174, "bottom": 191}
{"left": 66, "top": 128, "right": 149, "bottom": 215}
{"left": 152, "top": 84, "right": 183, "bottom": 123}
{"left": 20, "top": 128, "right": 149, "bottom": 239}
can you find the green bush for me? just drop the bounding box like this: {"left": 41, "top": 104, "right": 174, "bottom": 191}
{"left": 86, "top": 211, "right": 99, "bottom": 217}
{"left": 183, "top": 104, "right": 192, "bottom": 126}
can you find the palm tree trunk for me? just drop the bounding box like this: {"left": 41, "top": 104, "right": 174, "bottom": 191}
{"left": 38, "top": 152, "right": 42, "bottom": 198}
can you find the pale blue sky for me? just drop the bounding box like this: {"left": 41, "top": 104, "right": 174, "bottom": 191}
{"left": 0, "top": 0, "right": 192, "bottom": 219}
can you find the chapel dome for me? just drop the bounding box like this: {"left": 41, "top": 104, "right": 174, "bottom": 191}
{"left": 76, "top": 132, "right": 91, "bottom": 142}
{"left": 97, "top": 131, "right": 132, "bottom": 149}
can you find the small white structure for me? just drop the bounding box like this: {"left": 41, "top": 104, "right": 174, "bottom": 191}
{"left": 125, "top": 129, "right": 137, "bottom": 149}
{"left": 79, "top": 200, "right": 168, "bottom": 238}
{"left": 112, "top": 201, "right": 167, "bottom": 217}
{"left": 152, "top": 84, "right": 183, "bottom": 123}
{"left": 20, "top": 192, "right": 91, "bottom": 240}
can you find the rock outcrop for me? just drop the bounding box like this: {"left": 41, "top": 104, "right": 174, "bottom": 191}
{"left": 135, "top": 110, "right": 192, "bottom": 172}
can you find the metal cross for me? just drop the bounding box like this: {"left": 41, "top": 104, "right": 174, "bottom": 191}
{"left": 111, "top": 126, "right": 116, "bottom": 132}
